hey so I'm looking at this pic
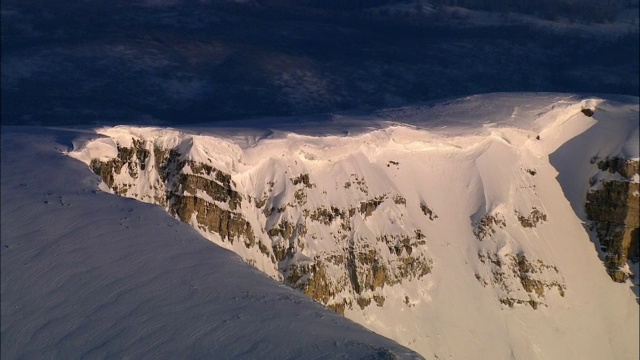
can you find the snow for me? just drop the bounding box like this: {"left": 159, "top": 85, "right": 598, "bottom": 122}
{"left": 4, "top": 92, "right": 639, "bottom": 360}
{"left": 0, "top": 128, "right": 421, "bottom": 359}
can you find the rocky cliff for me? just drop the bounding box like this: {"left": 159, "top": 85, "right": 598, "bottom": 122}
{"left": 586, "top": 157, "right": 640, "bottom": 282}
{"left": 68, "top": 94, "right": 640, "bottom": 359}
{"left": 87, "top": 137, "right": 437, "bottom": 315}
{"left": 83, "top": 126, "right": 572, "bottom": 317}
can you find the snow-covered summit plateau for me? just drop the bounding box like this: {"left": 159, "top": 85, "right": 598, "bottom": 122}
{"left": 2, "top": 93, "right": 638, "bottom": 359}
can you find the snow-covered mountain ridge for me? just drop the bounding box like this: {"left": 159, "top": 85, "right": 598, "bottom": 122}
{"left": 1, "top": 127, "right": 423, "bottom": 359}
{"left": 70, "top": 93, "right": 639, "bottom": 359}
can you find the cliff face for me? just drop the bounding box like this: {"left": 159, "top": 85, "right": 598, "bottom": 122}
{"left": 65, "top": 95, "right": 640, "bottom": 360}
{"left": 85, "top": 128, "right": 572, "bottom": 317}
{"left": 84, "top": 133, "right": 640, "bottom": 310}
{"left": 88, "top": 138, "right": 436, "bottom": 314}
{"left": 586, "top": 157, "right": 640, "bottom": 282}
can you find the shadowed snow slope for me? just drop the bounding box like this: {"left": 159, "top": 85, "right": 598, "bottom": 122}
{"left": 0, "top": 127, "right": 421, "bottom": 359}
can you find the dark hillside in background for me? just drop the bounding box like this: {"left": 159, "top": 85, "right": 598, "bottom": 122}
{"left": 1, "top": 0, "right": 638, "bottom": 126}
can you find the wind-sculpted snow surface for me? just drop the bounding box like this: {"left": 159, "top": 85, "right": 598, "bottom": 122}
{"left": 0, "top": 128, "right": 422, "bottom": 359}
{"left": 67, "top": 93, "right": 640, "bottom": 359}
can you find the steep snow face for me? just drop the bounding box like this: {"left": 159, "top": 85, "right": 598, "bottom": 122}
{"left": 70, "top": 93, "right": 639, "bottom": 360}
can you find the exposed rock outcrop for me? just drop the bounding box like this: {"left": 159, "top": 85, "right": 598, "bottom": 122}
{"left": 83, "top": 132, "right": 573, "bottom": 315}
{"left": 90, "top": 139, "right": 257, "bottom": 249}
{"left": 420, "top": 202, "right": 438, "bottom": 220}
{"left": 473, "top": 213, "right": 506, "bottom": 241}
{"left": 360, "top": 195, "right": 386, "bottom": 218}
{"left": 586, "top": 157, "right": 640, "bottom": 282}
{"left": 174, "top": 195, "right": 255, "bottom": 246}
{"left": 87, "top": 138, "right": 435, "bottom": 315}
{"left": 476, "top": 252, "right": 566, "bottom": 309}
{"left": 516, "top": 207, "right": 547, "bottom": 228}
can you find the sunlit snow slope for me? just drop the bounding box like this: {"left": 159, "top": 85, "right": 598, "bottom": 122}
{"left": 0, "top": 128, "right": 422, "bottom": 359}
